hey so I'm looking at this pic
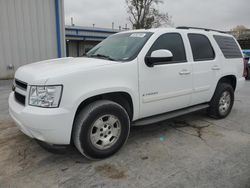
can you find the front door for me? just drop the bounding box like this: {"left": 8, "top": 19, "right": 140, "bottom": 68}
{"left": 138, "top": 32, "right": 193, "bottom": 118}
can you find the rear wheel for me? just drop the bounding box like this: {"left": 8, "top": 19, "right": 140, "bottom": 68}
{"left": 208, "top": 83, "right": 234, "bottom": 119}
{"left": 73, "top": 100, "right": 130, "bottom": 160}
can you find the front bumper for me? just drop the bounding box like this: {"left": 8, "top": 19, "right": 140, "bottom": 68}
{"left": 8, "top": 92, "right": 74, "bottom": 145}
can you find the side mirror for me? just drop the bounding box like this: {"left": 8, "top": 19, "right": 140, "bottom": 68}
{"left": 145, "top": 49, "right": 173, "bottom": 67}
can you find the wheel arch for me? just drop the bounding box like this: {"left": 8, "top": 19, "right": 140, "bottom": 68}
{"left": 73, "top": 91, "right": 134, "bottom": 122}
{"left": 217, "top": 75, "right": 237, "bottom": 91}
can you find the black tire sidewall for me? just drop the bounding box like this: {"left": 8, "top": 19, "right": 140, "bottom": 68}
{"left": 210, "top": 83, "right": 234, "bottom": 118}
{"left": 76, "top": 101, "right": 130, "bottom": 159}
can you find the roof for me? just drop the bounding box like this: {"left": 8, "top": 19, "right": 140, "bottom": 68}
{"left": 65, "top": 25, "right": 121, "bottom": 41}
{"left": 118, "top": 27, "right": 232, "bottom": 37}
{"left": 65, "top": 25, "right": 120, "bottom": 33}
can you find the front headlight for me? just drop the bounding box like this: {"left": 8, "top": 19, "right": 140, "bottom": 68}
{"left": 29, "top": 85, "right": 63, "bottom": 108}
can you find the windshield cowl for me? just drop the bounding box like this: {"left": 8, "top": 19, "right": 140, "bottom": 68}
{"left": 88, "top": 54, "right": 116, "bottom": 61}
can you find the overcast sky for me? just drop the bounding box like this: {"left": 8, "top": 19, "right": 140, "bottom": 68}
{"left": 64, "top": 0, "right": 249, "bottom": 31}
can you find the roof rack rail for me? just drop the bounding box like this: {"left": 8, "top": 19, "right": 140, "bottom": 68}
{"left": 176, "top": 26, "right": 227, "bottom": 34}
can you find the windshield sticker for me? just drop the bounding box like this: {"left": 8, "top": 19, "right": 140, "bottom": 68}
{"left": 130, "top": 33, "right": 146, "bottom": 38}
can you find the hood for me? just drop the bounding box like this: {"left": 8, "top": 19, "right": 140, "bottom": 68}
{"left": 15, "top": 57, "right": 117, "bottom": 84}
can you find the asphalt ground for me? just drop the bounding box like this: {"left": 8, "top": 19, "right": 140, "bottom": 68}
{"left": 0, "top": 80, "right": 250, "bottom": 188}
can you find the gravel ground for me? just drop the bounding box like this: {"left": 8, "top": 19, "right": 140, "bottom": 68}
{"left": 0, "top": 80, "right": 250, "bottom": 188}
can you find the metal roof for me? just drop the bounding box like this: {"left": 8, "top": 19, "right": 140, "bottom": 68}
{"left": 65, "top": 25, "right": 120, "bottom": 33}
{"left": 65, "top": 25, "right": 120, "bottom": 41}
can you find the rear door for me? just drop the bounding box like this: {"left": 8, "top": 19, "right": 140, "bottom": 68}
{"left": 187, "top": 33, "right": 220, "bottom": 105}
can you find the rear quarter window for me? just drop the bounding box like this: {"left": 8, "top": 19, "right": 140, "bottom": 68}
{"left": 213, "top": 35, "right": 242, "bottom": 59}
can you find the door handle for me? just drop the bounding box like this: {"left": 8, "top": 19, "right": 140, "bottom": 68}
{"left": 211, "top": 65, "right": 221, "bottom": 70}
{"left": 179, "top": 69, "right": 191, "bottom": 75}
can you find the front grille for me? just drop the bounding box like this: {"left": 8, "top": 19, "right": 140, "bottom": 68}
{"left": 15, "top": 79, "right": 27, "bottom": 90}
{"left": 14, "top": 92, "right": 26, "bottom": 105}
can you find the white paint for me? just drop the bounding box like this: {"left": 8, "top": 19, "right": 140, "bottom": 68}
{"left": 9, "top": 28, "right": 244, "bottom": 145}
{"left": 151, "top": 49, "right": 173, "bottom": 58}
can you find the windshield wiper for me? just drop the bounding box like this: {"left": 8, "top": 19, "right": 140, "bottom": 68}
{"left": 89, "top": 54, "right": 116, "bottom": 61}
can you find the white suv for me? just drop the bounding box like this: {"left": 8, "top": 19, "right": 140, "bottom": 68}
{"left": 9, "top": 27, "right": 245, "bottom": 159}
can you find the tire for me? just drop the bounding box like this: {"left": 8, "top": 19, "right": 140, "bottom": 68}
{"left": 245, "top": 69, "right": 249, "bottom": 80}
{"left": 208, "top": 83, "right": 234, "bottom": 119}
{"left": 36, "top": 140, "right": 71, "bottom": 154}
{"left": 73, "top": 100, "right": 130, "bottom": 160}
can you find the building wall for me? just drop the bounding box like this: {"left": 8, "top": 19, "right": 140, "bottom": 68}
{"left": 229, "top": 29, "right": 250, "bottom": 49}
{"left": 65, "top": 26, "right": 119, "bottom": 57}
{"left": 0, "top": 0, "right": 65, "bottom": 79}
{"left": 66, "top": 40, "right": 99, "bottom": 57}
{"left": 238, "top": 39, "right": 250, "bottom": 49}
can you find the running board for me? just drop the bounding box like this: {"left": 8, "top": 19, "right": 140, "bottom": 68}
{"left": 132, "top": 104, "right": 209, "bottom": 126}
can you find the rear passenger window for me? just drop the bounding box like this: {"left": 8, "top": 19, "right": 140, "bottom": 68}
{"left": 213, "top": 35, "right": 242, "bottom": 59}
{"left": 147, "top": 33, "right": 186, "bottom": 63}
{"left": 188, "top": 34, "right": 215, "bottom": 61}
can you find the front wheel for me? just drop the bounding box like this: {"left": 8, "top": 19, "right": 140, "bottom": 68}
{"left": 73, "top": 100, "right": 130, "bottom": 160}
{"left": 208, "top": 83, "right": 234, "bottom": 119}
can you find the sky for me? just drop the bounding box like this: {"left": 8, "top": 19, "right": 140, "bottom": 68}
{"left": 64, "top": 0, "right": 249, "bottom": 31}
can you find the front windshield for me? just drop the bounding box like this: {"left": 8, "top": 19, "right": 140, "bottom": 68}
{"left": 86, "top": 32, "right": 153, "bottom": 61}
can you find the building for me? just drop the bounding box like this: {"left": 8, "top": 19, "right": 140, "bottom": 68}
{"left": 0, "top": 0, "right": 65, "bottom": 79}
{"left": 65, "top": 25, "right": 119, "bottom": 57}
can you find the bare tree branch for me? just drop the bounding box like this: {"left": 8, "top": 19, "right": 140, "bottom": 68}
{"left": 125, "top": 0, "right": 173, "bottom": 29}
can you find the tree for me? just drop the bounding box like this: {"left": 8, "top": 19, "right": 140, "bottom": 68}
{"left": 125, "top": 0, "right": 172, "bottom": 29}
{"left": 231, "top": 25, "right": 248, "bottom": 32}
{"left": 230, "top": 25, "right": 249, "bottom": 39}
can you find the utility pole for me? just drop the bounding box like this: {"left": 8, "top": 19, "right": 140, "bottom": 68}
{"left": 71, "top": 17, "right": 75, "bottom": 26}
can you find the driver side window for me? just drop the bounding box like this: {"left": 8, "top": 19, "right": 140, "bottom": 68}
{"left": 147, "top": 33, "right": 187, "bottom": 63}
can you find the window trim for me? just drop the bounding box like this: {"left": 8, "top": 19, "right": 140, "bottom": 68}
{"left": 145, "top": 32, "right": 187, "bottom": 66}
{"left": 188, "top": 33, "right": 216, "bottom": 62}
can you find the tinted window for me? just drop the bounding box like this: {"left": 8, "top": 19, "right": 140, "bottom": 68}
{"left": 188, "top": 34, "right": 215, "bottom": 61}
{"left": 147, "top": 33, "right": 186, "bottom": 63}
{"left": 213, "top": 35, "right": 242, "bottom": 59}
